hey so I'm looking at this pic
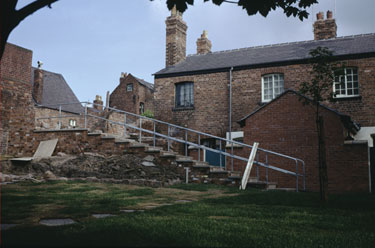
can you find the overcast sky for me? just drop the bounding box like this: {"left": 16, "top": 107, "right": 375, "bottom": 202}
{"left": 9, "top": 0, "right": 375, "bottom": 103}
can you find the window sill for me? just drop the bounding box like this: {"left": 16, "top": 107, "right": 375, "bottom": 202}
{"left": 172, "top": 106, "right": 195, "bottom": 112}
{"left": 332, "top": 95, "right": 362, "bottom": 101}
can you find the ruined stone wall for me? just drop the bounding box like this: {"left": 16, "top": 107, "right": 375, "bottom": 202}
{"left": 0, "top": 43, "right": 35, "bottom": 156}
{"left": 34, "top": 107, "right": 83, "bottom": 130}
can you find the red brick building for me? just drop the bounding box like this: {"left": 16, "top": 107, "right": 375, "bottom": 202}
{"left": 238, "top": 90, "right": 368, "bottom": 192}
{"left": 109, "top": 73, "right": 154, "bottom": 116}
{"left": 153, "top": 10, "right": 375, "bottom": 192}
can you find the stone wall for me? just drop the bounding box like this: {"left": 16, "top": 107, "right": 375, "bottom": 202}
{"left": 34, "top": 107, "right": 83, "bottom": 130}
{"left": 0, "top": 43, "right": 35, "bottom": 156}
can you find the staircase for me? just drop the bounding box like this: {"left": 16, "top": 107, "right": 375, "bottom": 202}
{"left": 36, "top": 101, "right": 306, "bottom": 191}
{"left": 85, "top": 132, "right": 281, "bottom": 189}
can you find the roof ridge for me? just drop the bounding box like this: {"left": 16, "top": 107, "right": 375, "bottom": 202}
{"left": 186, "top": 33, "right": 375, "bottom": 57}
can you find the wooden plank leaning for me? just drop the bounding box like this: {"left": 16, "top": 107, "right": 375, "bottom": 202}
{"left": 240, "top": 142, "right": 259, "bottom": 190}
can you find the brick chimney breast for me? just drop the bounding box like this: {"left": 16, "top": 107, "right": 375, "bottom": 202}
{"left": 33, "top": 68, "right": 44, "bottom": 104}
{"left": 93, "top": 95, "right": 103, "bottom": 111}
{"left": 165, "top": 5, "right": 187, "bottom": 67}
{"left": 196, "top": 30, "right": 212, "bottom": 55}
{"left": 313, "top": 10, "right": 337, "bottom": 40}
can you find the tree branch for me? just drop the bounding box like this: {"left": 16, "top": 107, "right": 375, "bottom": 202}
{"left": 14, "top": 0, "right": 59, "bottom": 29}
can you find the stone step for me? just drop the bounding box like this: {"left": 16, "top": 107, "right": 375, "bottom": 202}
{"left": 247, "top": 181, "right": 277, "bottom": 190}
{"left": 160, "top": 152, "right": 177, "bottom": 158}
{"left": 129, "top": 143, "right": 148, "bottom": 148}
{"left": 192, "top": 161, "right": 210, "bottom": 168}
{"left": 176, "top": 155, "right": 193, "bottom": 163}
{"left": 145, "top": 146, "right": 163, "bottom": 153}
{"left": 114, "top": 138, "right": 135, "bottom": 144}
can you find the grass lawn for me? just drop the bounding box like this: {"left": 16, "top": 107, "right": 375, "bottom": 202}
{"left": 1, "top": 181, "right": 375, "bottom": 247}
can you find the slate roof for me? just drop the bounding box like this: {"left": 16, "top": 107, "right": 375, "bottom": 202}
{"left": 133, "top": 76, "right": 154, "bottom": 91}
{"left": 31, "top": 68, "right": 83, "bottom": 114}
{"left": 155, "top": 33, "right": 375, "bottom": 77}
{"left": 238, "top": 89, "right": 360, "bottom": 134}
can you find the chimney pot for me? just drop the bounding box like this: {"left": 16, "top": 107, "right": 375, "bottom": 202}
{"left": 316, "top": 12, "right": 324, "bottom": 20}
{"left": 327, "top": 10, "right": 333, "bottom": 19}
{"left": 196, "top": 30, "right": 212, "bottom": 55}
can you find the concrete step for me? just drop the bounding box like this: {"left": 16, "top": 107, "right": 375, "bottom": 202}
{"left": 145, "top": 146, "right": 163, "bottom": 153}
{"left": 114, "top": 138, "right": 134, "bottom": 144}
{"left": 129, "top": 143, "right": 148, "bottom": 148}
{"left": 247, "top": 181, "right": 277, "bottom": 190}
{"left": 176, "top": 155, "right": 193, "bottom": 163}
{"left": 160, "top": 152, "right": 177, "bottom": 158}
{"left": 192, "top": 161, "right": 210, "bottom": 168}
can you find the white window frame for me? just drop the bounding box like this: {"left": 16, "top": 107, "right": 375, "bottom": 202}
{"left": 333, "top": 67, "right": 359, "bottom": 98}
{"left": 69, "top": 119, "right": 77, "bottom": 127}
{"left": 261, "top": 74, "right": 284, "bottom": 102}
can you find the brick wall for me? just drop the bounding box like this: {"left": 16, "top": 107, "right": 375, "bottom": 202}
{"left": 0, "top": 43, "right": 35, "bottom": 156}
{"left": 109, "top": 74, "right": 154, "bottom": 115}
{"left": 241, "top": 91, "right": 369, "bottom": 192}
{"left": 155, "top": 56, "right": 375, "bottom": 138}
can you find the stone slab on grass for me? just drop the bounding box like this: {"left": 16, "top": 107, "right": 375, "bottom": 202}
{"left": 39, "top": 218, "right": 76, "bottom": 226}
{"left": 92, "top": 214, "right": 117, "bottom": 219}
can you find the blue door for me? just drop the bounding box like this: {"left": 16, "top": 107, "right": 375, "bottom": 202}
{"left": 203, "top": 138, "right": 226, "bottom": 167}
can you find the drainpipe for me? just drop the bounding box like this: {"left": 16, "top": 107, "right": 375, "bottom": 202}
{"left": 229, "top": 67, "right": 234, "bottom": 170}
{"left": 229, "top": 67, "right": 233, "bottom": 141}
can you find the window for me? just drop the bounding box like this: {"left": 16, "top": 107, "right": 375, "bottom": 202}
{"left": 175, "top": 82, "right": 194, "bottom": 107}
{"left": 139, "top": 102, "right": 144, "bottom": 114}
{"left": 127, "top": 83, "right": 133, "bottom": 92}
{"left": 69, "top": 119, "right": 77, "bottom": 128}
{"left": 334, "top": 68, "right": 359, "bottom": 98}
{"left": 262, "top": 74, "right": 284, "bottom": 102}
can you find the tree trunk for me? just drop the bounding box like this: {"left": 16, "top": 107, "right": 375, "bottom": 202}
{"left": 318, "top": 116, "right": 329, "bottom": 202}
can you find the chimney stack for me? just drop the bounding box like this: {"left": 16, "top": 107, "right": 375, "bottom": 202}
{"left": 93, "top": 95, "right": 103, "bottom": 111}
{"left": 33, "top": 65, "right": 44, "bottom": 104}
{"left": 196, "top": 30, "right": 212, "bottom": 55}
{"left": 313, "top": 10, "right": 337, "bottom": 40}
{"left": 165, "top": 5, "right": 187, "bottom": 67}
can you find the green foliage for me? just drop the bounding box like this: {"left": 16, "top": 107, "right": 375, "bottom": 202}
{"left": 159, "top": 0, "right": 318, "bottom": 20}
{"left": 299, "top": 46, "right": 344, "bottom": 104}
{"left": 141, "top": 109, "right": 154, "bottom": 118}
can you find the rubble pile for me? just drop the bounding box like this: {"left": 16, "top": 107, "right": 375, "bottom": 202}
{"left": 1, "top": 153, "right": 183, "bottom": 187}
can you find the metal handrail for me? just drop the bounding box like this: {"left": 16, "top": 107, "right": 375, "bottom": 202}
{"left": 35, "top": 101, "right": 306, "bottom": 191}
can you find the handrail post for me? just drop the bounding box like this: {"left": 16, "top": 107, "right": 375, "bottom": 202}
{"left": 256, "top": 153, "right": 259, "bottom": 181}
{"left": 219, "top": 140, "right": 222, "bottom": 168}
{"left": 266, "top": 153, "right": 269, "bottom": 184}
{"left": 139, "top": 118, "right": 142, "bottom": 143}
{"left": 167, "top": 125, "right": 170, "bottom": 152}
{"left": 58, "top": 105, "right": 62, "bottom": 129}
{"left": 185, "top": 129, "right": 188, "bottom": 156}
{"left": 84, "top": 103, "right": 87, "bottom": 129}
{"left": 153, "top": 121, "right": 156, "bottom": 147}
{"left": 303, "top": 161, "right": 306, "bottom": 191}
{"left": 296, "top": 160, "right": 299, "bottom": 192}
{"left": 124, "top": 114, "right": 127, "bottom": 137}
{"left": 198, "top": 134, "right": 201, "bottom": 161}
{"left": 231, "top": 141, "right": 234, "bottom": 172}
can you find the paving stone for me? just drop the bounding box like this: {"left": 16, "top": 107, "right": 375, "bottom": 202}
{"left": 92, "top": 214, "right": 116, "bottom": 219}
{"left": 143, "top": 155, "right": 155, "bottom": 162}
{"left": 141, "top": 161, "right": 156, "bottom": 167}
{"left": 1, "top": 224, "right": 19, "bottom": 230}
{"left": 175, "top": 200, "right": 192, "bottom": 203}
{"left": 39, "top": 218, "right": 76, "bottom": 226}
{"left": 120, "top": 209, "right": 145, "bottom": 213}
